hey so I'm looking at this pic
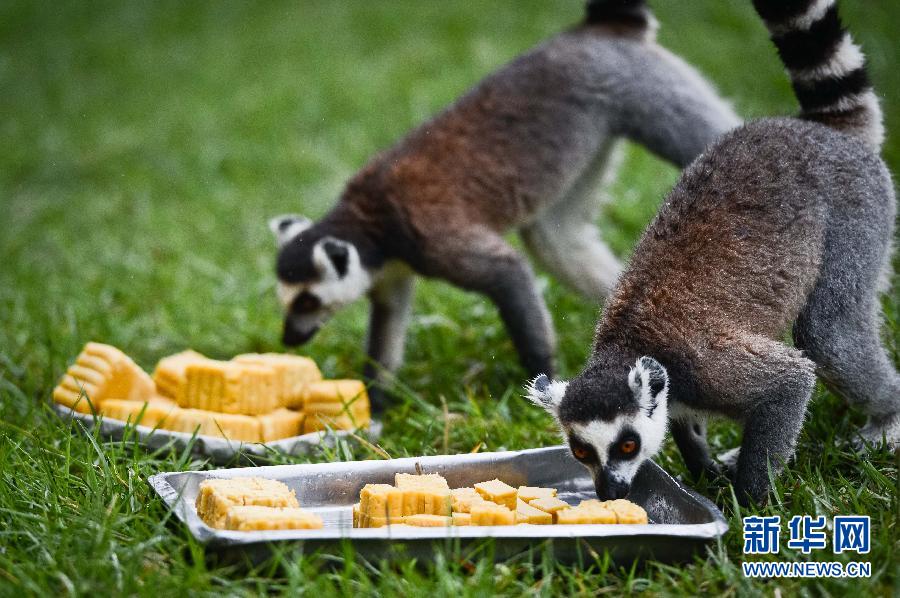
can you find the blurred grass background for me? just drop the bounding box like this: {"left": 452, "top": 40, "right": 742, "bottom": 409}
{"left": 0, "top": 1, "right": 897, "bottom": 595}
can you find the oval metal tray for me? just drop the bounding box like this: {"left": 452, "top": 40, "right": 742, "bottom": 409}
{"left": 149, "top": 445, "right": 728, "bottom": 563}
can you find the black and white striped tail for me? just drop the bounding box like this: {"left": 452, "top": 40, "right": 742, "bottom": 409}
{"left": 585, "top": 0, "right": 657, "bottom": 36}
{"left": 752, "top": 0, "right": 884, "bottom": 150}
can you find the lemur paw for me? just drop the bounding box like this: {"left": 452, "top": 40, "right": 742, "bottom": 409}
{"left": 716, "top": 447, "right": 741, "bottom": 480}
{"left": 367, "top": 386, "right": 390, "bottom": 415}
{"left": 856, "top": 413, "right": 900, "bottom": 451}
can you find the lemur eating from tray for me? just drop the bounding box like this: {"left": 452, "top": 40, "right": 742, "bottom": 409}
{"left": 528, "top": 0, "right": 898, "bottom": 506}
{"left": 271, "top": 0, "right": 739, "bottom": 409}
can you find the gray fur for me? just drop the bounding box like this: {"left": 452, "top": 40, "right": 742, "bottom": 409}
{"left": 536, "top": 0, "right": 898, "bottom": 506}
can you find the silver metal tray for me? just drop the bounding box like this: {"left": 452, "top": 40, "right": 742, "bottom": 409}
{"left": 54, "top": 403, "right": 382, "bottom": 464}
{"left": 149, "top": 445, "right": 728, "bottom": 563}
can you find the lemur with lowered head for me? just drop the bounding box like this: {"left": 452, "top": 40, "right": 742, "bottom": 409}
{"left": 528, "top": 0, "right": 898, "bottom": 506}
{"left": 272, "top": 0, "right": 739, "bottom": 409}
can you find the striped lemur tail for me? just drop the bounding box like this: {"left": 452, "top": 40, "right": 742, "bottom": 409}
{"left": 585, "top": 0, "right": 656, "bottom": 32}
{"left": 753, "top": 0, "right": 884, "bottom": 150}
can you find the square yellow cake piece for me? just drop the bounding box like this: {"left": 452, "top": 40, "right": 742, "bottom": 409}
{"left": 180, "top": 360, "right": 278, "bottom": 415}
{"left": 164, "top": 408, "right": 262, "bottom": 442}
{"left": 474, "top": 479, "right": 517, "bottom": 510}
{"left": 100, "top": 399, "right": 178, "bottom": 428}
{"left": 257, "top": 408, "right": 304, "bottom": 442}
{"left": 152, "top": 350, "right": 209, "bottom": 400}
{"left": 303, "top": 412, "right": 365, "bottom": 434}
{"left": 451, "top": 512, "right": 471, "bottom": 526}
{"left": 555, "top": 500, "right": 617, "bottom": 525}
{"left": 305, "top": 379, "right": 368, "bottom": 405}
{"left": 398, "top": 487, "right": 451, "bottom": 517}
{"left": 527, "top": 496, "right": 570, "bottom": 523}
{"left": 196, "top": 477, "right": 299, "bottom": 529}
{"left": 304, "top": 380, "right": 371, "bottom": 431}
{"left": 515, "top": 499, "right": 553, "bottom": 525}
{"left": 395, "top": 473, "right": 449, "bottom": 490}
{"left": 233, "top": 353, "right": 321, "bottom": 409}
{"left": 470, "top": 502, "right": 516, "bottom": 526}
{"left": 450, "top": 487, "right": 485, "bottom": 513}
{"left": 365, "top": 514, "right": 406, "bottom": 528}
{"left": 517, "top": 486, "right": 557, "bottom": 503}
{"left": 359, "top": 484, "right": 404, "bottom": 520}
{"left": 404, "top": 514, "right": 453, "bottom": 527}
{"left": 604, "top": 499, "right": 649, "bottom": 524}
{"left": 224, "top": 506, "right": 322, "bottom": 531}
{"left": 53, "top": 342, "right": 154, "bottom": 413}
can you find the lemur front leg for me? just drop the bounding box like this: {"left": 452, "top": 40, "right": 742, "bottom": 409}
{"left": 363, "top": 264, "right": 415, "bottom": 412}
{"left": 670, "top": 413, "right": 721, "bottom": 481}
{"left": 428, "top": 229, "right": 556, "bottom": 378}
{"left": 696, "top": 333, "right": 816, "bottom": 506}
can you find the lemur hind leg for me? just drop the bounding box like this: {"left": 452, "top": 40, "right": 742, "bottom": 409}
{"left": 697, "top": 333, "right": 816, "bottom": 506}
{"left": 428, "top": 229, "right": 556, "bottom": 378}
{"left": 793, "top": 217, "right": 900, "bottom": 448}
{"left": 363, "top": 263, "right": 415, "bottom": 412}
{"left": 520, "top": 141, "right": 623, "bottom": 301}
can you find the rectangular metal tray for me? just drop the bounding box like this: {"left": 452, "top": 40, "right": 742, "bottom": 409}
{"left": 149, "top": 445, "right": 728, "bottom": 563}
{"left": 54, "top": 403, "right": 381, "bottom": 464}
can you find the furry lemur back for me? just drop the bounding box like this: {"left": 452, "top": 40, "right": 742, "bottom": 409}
{"left": 529, "top": 0, "right": 897, "bottom": 506}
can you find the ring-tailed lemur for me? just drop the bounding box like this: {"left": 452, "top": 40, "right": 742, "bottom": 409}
{"left": 528, "top": 0, "right": 897, "bottom": 506}
{"left": 271, "top": 0, "right": 739, "bottom": 409}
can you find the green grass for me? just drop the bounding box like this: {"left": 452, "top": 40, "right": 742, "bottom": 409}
{"left": 1, "top": 0, "right": 898, "bottom": 595}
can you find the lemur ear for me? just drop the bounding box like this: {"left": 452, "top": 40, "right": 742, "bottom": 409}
{"left": 628, "top": 356, "right": 668, "bottom": 416}
{"left": 525, "top": 374, "right": 568, "bottom": 418}
{"left": 269, "top": 214, "right": 312, "bottom": 248}
{"left": 313, "top": 237, "right": 351, "bottom": 278}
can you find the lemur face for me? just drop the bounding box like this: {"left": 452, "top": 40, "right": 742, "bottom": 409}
{"left": 526, "top": 357, "right": 669, "bottom": 500}
{"left": 269, "top": 215, "right": 372, "bottom": 346}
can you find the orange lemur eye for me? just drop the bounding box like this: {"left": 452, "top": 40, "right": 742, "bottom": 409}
{"left": 572, "top": 446, "right": 589, "bottom": 460}
{"left": 620, "top": 440, "right": 637, "bottom": 455}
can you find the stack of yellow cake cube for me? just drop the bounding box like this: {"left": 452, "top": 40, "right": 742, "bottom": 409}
{"left": 352, "top": 475, "right": 648, "bottom": 528}
{"left": 52, "top": 342, "right": 372, "bottom": 443}
{"left": 303, "top": 379, "right": 371, "bottom": 433}
{"left": 196, "top": 477, "right": 322, "bottom": 530}
{"left": 354, "top": 473, "right": 452, "bottom": 528}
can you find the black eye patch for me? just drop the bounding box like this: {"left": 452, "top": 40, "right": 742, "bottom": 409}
{"left": 609, "top": 430, "right": 641, "bottom": 461}
{"left": 292, "top": 291, "right": 321, "bottom": 314}
{"left": 568, "top": 436, "right": 599, "bottom": 464}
